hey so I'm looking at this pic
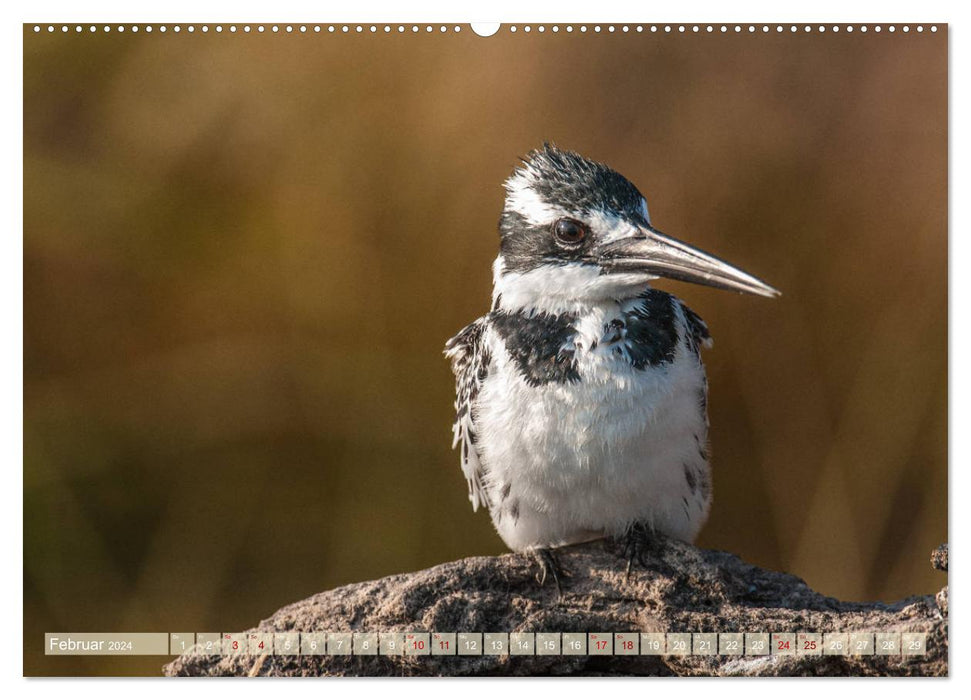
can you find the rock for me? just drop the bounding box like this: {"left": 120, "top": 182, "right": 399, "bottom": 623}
{"left": 931, "top": 544, "right": 948, "bottom": 572}
{"left": 163, "top": 538, "right": 948, "bottom": 677}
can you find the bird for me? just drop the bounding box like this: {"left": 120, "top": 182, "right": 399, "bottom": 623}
{"left": 444, "top": 144, "right": 779, "bottom": 588}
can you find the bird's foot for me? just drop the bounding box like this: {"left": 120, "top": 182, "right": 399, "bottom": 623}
{"left": 619, "top": 522, "right": 664, "bottom": 579}
{"left": 530, "top": 547, "right": 568, "bottom": 597}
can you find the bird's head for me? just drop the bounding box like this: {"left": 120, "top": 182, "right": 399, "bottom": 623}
{"left": 492, "top": 144, "right": 780, "bottom": 313}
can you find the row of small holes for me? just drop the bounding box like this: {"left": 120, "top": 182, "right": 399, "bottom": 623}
{"left": 32, "top": 25, "right": 464, "bottom": 33}
{"left": 510, "top": 25, "right": 937, "bottom": 33}
{"left": 32, "top": 24, "right": 939, "bottom": 34}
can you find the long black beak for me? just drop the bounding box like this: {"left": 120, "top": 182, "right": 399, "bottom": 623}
{"left": 598, "top": 224, "right": 780, "bottom": 298}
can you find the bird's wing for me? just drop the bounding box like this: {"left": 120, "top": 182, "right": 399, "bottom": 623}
{"left": 677, "top": 300, "right": 712, "bottom": 430}
{"left": 444, "top": 317, "right": 492, "bottom": 512}
{"left": 678, "top": 301, "right": 713, "bottom": 353}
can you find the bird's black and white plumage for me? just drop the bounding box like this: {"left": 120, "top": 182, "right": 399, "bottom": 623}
{"left": 445, "top": 144, "right": 778, "bottom": 557}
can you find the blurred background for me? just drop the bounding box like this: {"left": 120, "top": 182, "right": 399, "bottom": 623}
{"left": 24, "top": 25, "right": 946, "bottom": 675}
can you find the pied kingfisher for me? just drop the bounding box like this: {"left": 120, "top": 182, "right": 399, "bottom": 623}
{"left": 445, "top": 144, "right": 778, "bottom": 587}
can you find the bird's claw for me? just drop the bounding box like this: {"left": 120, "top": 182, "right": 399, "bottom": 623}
{"left": 620, "top": 522, "right": 662, "bottom": 579}
{"left": 531, "top": 547, "right": 567, "bottom": 597}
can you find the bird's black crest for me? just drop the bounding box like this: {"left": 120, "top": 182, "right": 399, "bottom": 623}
{"left": 498, "top": 144, "right": 649, "bottom": 274}
{"left": 506, "top": 143, "right": 647, "bottom": 220}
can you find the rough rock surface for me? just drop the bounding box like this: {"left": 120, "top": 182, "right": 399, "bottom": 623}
{"left": 164, "top": 538, "right": 948, "bottom": 677}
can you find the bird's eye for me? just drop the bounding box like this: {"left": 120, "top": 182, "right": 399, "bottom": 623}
{"left": 553, "top": 218, "right": 587, "bottom": 245}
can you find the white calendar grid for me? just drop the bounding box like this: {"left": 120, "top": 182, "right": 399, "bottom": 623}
{"left": 44, "top": 631, "right": 928, "bottom": 657}
{"left": 174, "top": 631, "right": 927, "bottom": 658}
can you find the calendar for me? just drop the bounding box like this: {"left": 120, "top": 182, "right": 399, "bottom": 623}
{"left": 45, "top": 631, "right": 929, "bottom": 657}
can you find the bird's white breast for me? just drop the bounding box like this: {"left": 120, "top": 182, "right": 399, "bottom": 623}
{"left": 475, "top": 299, "right": 711, "bottom": 551}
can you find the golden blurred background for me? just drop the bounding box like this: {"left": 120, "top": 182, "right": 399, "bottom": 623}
{"left": 24, "top": 25, "right": 947, "bottom": 675}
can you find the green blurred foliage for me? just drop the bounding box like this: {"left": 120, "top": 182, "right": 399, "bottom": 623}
{"left": 24, "top": 26, "right": 946, "bottom": 675}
